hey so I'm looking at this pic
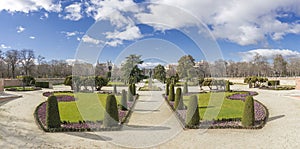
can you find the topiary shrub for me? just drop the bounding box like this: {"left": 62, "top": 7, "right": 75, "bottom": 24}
{"left": 46, "top": 96, "right": 61, "bottom": 129}
{"left": 242, "top": 96, "right": 255, "bottom": 127}
{"left": 166, "top": 83, "right": 170, "bottom": 96}
{"left": 103, "top": 95, "right": 119, "bottom": 127}
{"left": 64, "top": 76, "right": 73, "bottom": 90}
{"left": 183, "top": 82, "right": 188, "bottom": 94}
{"left": 127, "top": 86, "right": 134, "bottom": 102}
{"left": 22, "top": 76, "right": 36, "bottom": 86}
{"left": 121, "top": 89, "right": 127, "bottom": 110}
{"left": 113, "top": 85, "right": 117, "bottom": 94}
{"left": 185, "top": 95, "right": 200, "bottom": 127}
{"left": 132, "top": 84, "right": 136, "bottom": 95}
{"left": 268, "top": 80, "right": 280, "bottom": 86}
{"left": 168, "top": 84, "right": 175, "bottom": 101}
{"left": 174, "top": 88, "right": 185, "bottom": 110}
{"left": 225, "top": 80, "right": 230, "bottom": 92}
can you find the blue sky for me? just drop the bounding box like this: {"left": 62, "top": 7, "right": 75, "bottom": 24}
{"left": 0, "top": 0, "right": 300, "bottom": 64}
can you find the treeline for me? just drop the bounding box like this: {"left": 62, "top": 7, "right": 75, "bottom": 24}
{"left": 0, "top": 49, "right": 72, "bottom": 78}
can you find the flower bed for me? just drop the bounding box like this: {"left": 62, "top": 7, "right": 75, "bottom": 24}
{"left": 34, "top": 94, "right": 138, "bottom": 132}
{"left": 164, "top": 91, "right": 268, "bottom": 129}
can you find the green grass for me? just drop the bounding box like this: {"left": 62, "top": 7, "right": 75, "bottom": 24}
{"left": 183, "top": 92, "right": 245, "bottom": 120}
{"left": 107, "top": 81, "right": 125, "bottom": 86}
{"left": 58, "top": 93, "right": 121, "bottom": 122}
{"left": 5, "top": 86, "right": 37, "bottom": 91}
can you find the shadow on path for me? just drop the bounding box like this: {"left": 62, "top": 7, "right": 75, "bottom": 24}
{"left": 122, "top": 125, "right": 171, "bottom": 131}
{"left": 268, "top": 115, "right": 285, "bottom": 122}
{"left": 65, "top": 132, "right": 112, "bottom": 141}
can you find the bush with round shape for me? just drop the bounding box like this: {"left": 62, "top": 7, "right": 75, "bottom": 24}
{"left": 185, "top": 95, "right": 200, "bottom": 127}
{"left": 168, "top": 84, "right": 175, "bottom": 101}
{"left": 166, "top": 83, "right": 169, "bottom": 96}
{"left": 242, "top": 96, "right": 255, "bottom": 127}
{"left": 22, "top": 76, "right": 36, "bottom": 86}
{"left": 121, "top": 89, "right": 127, "bottom": 110}
{"left": 46, "top": 96, "right": 61, "bottom": 129}
{"left": 103, "top": 95, "right": 119, "bottom": 127}
{"left": 127, "top": 86, "right": 134, "bottom": 102}
{"left": 183, "top": 82, "right": 188, "bottom": 94}
{"left": 174, "top": 88, "right": 185, "bottom": 110}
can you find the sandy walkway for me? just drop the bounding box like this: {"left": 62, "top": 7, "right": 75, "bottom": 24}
{"left": 0, "top": 84, "right": 300, "bottom": 148}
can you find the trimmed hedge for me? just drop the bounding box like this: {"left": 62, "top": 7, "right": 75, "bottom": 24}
{"left": 166, "top": 83, "right": 170, "bottom": 96}
{"left": 183, "top": 82, "right": 188, "bottom": 94}
{"left": 168, "top": 84, "right": 175, "bottom": 101}
{"left": 268, "top": 80, "right": 280, "bottom": 86}
{"left": 103, "top": 95, "right": 119, "bottom": 127}
{"left": 185, "top": 95, "right": 200, "bottom": 127}
{"left": 113, "top": 85, "right": 117, "bottom": 94}
{"left": 121, "top": 89, "right": 127, "bottom": 110}
{"left": 127, "top": 86, "right": 134, "bottom": 102}
{"left": 46, "top": 96, "right": 61, "bottom": 129}
{"left": 174, "top": 88, "right": 185, "bottom": 110}
{"left": 242, "top": 96, "right": 255, "bottom": 127}
{"left": 225, "top": 80, "right": 230, "bottom": 92}
{"left": 36, "top": 82, "right": 50, "bottom": 88}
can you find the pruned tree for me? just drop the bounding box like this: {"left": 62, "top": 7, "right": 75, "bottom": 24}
{"left": 5, "top": 50, "right": 19, "bottom": 78}
{"left": 19, "top": 49, "right": 35, "bottom": 76}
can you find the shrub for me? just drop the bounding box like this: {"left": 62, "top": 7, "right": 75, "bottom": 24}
{"left": 132, "top": 84, "right": 136, "bottom": 95}
{"left": 174, "top": 88, "right": 185, "bottom": 110}
{"left": 168, "top": 84, "right": 175, "bottom": 101}
{"left": 268, "top": 80, "right": 280, "bottom": 86}
{"left": 185, "top": 95, "right": 200, "bottom": 127}
{"left": 225, "top": 80, "right": 230, "bottom": 92}
{"left": 242, "top": 96, "right": 255, "bottom": 127}
{"left": 127, "top": 86, "right": 134, "bottom": 102}
{"left": 35, "top": 82, "right": 50, "bottom": 88}
{"left": 64, "top": 76, "right": 73, "bottom": 89}
{"left": 46, "top": 96, "right": 61, "bottom": 129}
{"left": 121, "top": 89, "right": 127, "bottom": 110}
{"left": 95, "top": 76, "right": 109, "bottom": 91}
{"left": 103, "top": 95, "right": 119, "bottom": 127}
{"left": 113, "top": 85, "right": 117, "bottom": 94}
{"left": 22, "top": 76, "right": 36, "bottom": 86}
{"left": 166, "top": 83, "right": 170, "bottom": 96}
{"left": 183, "top": 82, "right": 188, "bottom": 94}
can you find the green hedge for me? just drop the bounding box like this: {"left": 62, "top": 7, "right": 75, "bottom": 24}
{"left": 35, "top": 82, "right": 50, "bottom": 88}
{"left": 242, "top": 96, "right": 255, "bottom": 127}
{"left": 268, "top": 80, "right": 280, "bottom": 86}
{"left": 46, "top": 96, "right": 61, "bottom": 129}
{"left": 168, "top": 84, "right": 175, "bottom": 101}
{"left": 185, "top": 95, "right": 200, "bottom": 127}
{"left": 103, "top": 95, "right": 119, "bottom": 127}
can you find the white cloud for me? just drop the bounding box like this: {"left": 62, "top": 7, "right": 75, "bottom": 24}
{"left": 0, "top": 44, "right": 11, "bottom": 49}
{"left": 81, "top": 35, "right": 103, "bottom": 45}
{"left": 138, "top": 62, "right": 164, "bottom": 69}
{"left": 0, "top": 0, "right": 61, "bottom": 13}
{"left": 64, "top": 3, "right": 82, "bottom": 21}
{"left": 137, "top": 0, "right": 300, "bottom": 45}
{"left": 61, "top": 31, "right": 84, "bottom": 38}
{"left": 29, "top": 36, "right": 35, "bottom": 39}
{"left": 239, "top": 49, "right": 300, "bottom": 61}
{"left": 40, "top": 13, "right": 49, "bottom": 20}
{"left": 16, "top": 26, "right": 25, "bottom": 33}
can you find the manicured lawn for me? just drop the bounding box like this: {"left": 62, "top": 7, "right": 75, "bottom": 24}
{"left": 58, "top": 93, "right": 121, "bottom": 122}
{"left": 107, "top": 81, "right": 125, "bottom": 86}
{"left": 183, "top": 92, "right": 246, "bottom": 120}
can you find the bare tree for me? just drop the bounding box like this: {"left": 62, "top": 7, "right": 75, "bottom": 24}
{"left": 19, "top": 49, "right": 35, "bottom": 76}
{"left": 5, "top": 50, "right": 19, "bottom": 78}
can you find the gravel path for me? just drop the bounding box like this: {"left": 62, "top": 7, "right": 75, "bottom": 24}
{"left": 0, "top": 84, "right": 300, "bottom": 148}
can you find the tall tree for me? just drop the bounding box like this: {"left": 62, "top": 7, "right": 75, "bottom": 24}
{"left": 273, "top": 54, "right": 287, "bottom": 76}
{"left": 5, "top": 50, "right": 19, "bottom": 78}
{"left": 153, "top": 64, "right": 166, "bottom": 82}
{"left": 19, "top": 49, "right": 35, "bottom": 75}
{"left": 120, "top": 54, "right": 143, "bottom": 83}
{"left": 177, "top": 55, "right": 196, "bottom": 80}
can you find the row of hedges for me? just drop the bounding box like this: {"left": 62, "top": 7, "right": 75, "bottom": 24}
{"left": 35, "top": 91, "right": 139, "bottom": 132}
{"left": 164, "top": 91, "right": 268, "bottom": 129}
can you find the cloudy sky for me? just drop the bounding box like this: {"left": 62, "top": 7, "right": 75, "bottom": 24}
{"left": 0, "top": 0, "right": 300, "bottom": 63}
